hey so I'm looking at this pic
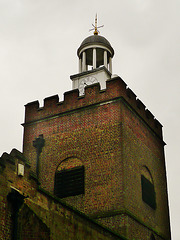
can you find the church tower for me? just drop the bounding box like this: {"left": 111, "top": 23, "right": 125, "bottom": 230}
{"left": 22, "top": 17, "right": 171, "bottom": 240}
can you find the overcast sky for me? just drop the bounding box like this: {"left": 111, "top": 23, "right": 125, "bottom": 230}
{"left": 0, "top": 0, "right": 179, "bottom": 239}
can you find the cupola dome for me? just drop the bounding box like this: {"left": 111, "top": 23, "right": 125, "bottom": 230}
{"left": 78, "top": 35, "right": 114, "bottom": 57}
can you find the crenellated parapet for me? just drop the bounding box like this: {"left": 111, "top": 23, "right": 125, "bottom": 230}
{"left": 0, "top": 148, "right": 30, "bottom": 170}
{"left": 23, "top": 76, "right": 163, "bottom": 139}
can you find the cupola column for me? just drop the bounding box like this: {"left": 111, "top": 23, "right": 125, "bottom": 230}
{"left": 93, "top": 48, "right": 97, "bottom": 69}
{"left": 104, "top": 50, "right": 108, "bottom": 68}
{"left": 109, "top": 57, "right": 112, "bottom": 73}
{"left": 79, "top": 57, "right": 82, "bottom": 73}
{"left": 82, "top": 51, "right": 86, "bottom": 72}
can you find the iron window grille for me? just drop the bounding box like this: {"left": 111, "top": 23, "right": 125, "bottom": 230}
{"left": 141, "top": 175, "right": 156, "bottom": 210}
{"left": 54, "top": 166, "right": 85, "bottom": 198}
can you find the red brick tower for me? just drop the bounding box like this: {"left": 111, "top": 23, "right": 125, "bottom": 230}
{"left": 22, "top": 21, "right": 171, "bottom": 240}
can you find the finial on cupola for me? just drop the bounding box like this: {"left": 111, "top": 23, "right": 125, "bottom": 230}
{"left": 89, "top": 14, "right": 104, "bottom": 35}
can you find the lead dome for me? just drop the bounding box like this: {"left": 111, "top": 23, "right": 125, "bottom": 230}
{"left": 77, "top": 35, "right": 114, "bottom": 57}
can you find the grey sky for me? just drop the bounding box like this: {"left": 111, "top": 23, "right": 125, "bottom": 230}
{"left": 0, "top": 0, "right": 179, "bottom": 238}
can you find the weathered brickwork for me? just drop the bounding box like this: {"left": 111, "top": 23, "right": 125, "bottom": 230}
{"left": 0, "top": 149, "right": 125, "bottom": 240}
{"left": 94, "top": 100, "right": 170, "bottom": 239}
{"left": 23, "top": 77, "right": 162, "bottom": 137}
{"left": 0, "top": 194, "right": 12, "bottom": 239}
{"left": 20, "top": 195, "right": 123, "bottom": 240}
{"left": 0, "top": 149, "right": 33, "bottom": 239}
{"left": 20, "top": 77, "right": 171, "bottom": 239}
{"left": 23, "top": 101, "right": 123, "bottom": 216}
{"left": 20, "top": 204, "right": 50, "bottom": 240}
{"left": 121, "top": 103, "right": 170, "bottom": 238}
{"left": 98, "top": 212, "right": 168, "bottom": 240}
{"left": 0, "top": 76, "right": 170, "bottom": 239}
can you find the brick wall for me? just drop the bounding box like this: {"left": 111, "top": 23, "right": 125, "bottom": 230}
{"left": 23, "top": 100, "right": 123, "bottom": 215}
{"left": 21, "top": 76, "right": 171, "bottom": 239}
{"left": 20, "top": 195, "right": 124, "bottom": 240}
{"left": 0, "top": 149, "right": 125, "bottom": 240}
{"left": 20, "top": 204, "right": 50, "bottom": 240}
{"left": 121, "top": 101, "right": 170, "bottom": 239}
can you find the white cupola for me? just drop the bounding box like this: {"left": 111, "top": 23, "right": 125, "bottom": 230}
{"left": 70, "top": 16, "right": 115, "bottom": 95}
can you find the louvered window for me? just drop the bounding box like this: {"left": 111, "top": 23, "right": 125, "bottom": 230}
{"left": 54, "top": 166, "right": 84, "bottom": 198}
{"left": 141, "top": 175, "right": 156, "bottom": 209}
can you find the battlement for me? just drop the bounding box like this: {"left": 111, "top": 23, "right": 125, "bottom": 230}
{"left": 23, "top": 76, "right": 163, "bottom": 138}
{"left": 0, "top": 148, "right": 30, "bottom": 169}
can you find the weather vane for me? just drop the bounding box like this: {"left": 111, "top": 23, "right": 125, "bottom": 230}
{"left": 89, "top": 14, "right": 104, "bottom": 35}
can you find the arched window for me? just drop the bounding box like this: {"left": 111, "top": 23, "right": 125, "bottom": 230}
{"left": 141, "top": 166, "right": 156, "bottom": 209}
{"left": 54, "top": 158, "right": 84, "bottom": 198}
